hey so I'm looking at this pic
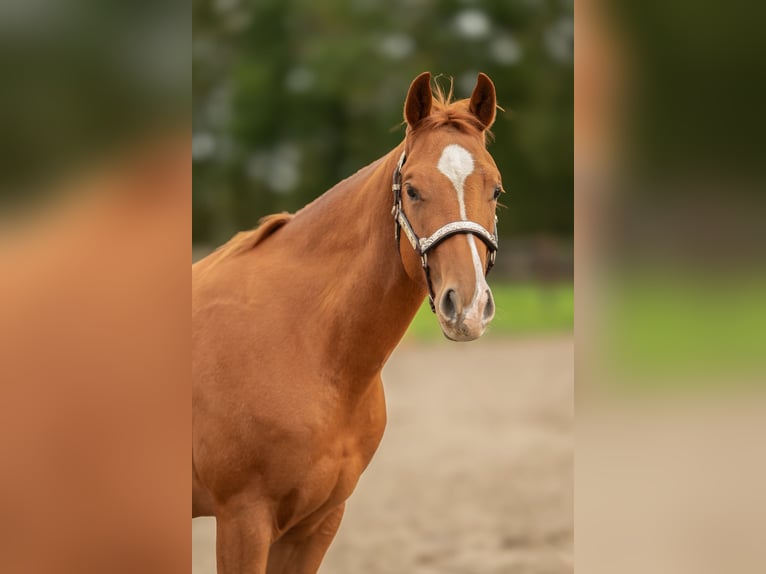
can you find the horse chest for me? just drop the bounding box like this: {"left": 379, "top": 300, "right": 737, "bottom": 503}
{"left": 315, "top": 449, "right": 364, "bottom": 504}
{"left": 273, "top": 395, "right": 387, "bottom": 532}
{"left": 310, "top": 416, "right": 383, "bottom": 494}
{"left": 273, "top": 438, "right": 371, "bottom": 533}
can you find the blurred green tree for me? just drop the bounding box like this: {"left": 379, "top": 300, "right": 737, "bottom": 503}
{"left": 193, "top": 0, "right": 572, "bottom": 246}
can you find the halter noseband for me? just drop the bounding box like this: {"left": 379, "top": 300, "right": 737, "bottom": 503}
{"left": 391, "top": 151, "right": 498, "bottom": 313}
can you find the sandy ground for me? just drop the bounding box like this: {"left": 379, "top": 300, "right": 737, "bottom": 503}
{"left": 193, "top": 336, "right": 573, "bottom": 574}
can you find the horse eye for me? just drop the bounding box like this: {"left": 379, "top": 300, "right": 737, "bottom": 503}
{"left": 493, "top": 185, "right": 503, "bottom": 200}
{"left": 406, "top": 186, "right": 420, "bottom": 200}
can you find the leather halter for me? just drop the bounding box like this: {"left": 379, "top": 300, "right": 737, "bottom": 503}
{"left": 391, "top": 151, "right": 498, "bottom": 313}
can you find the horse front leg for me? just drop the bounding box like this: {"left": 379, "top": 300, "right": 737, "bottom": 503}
{"left": 266, "top": 503, "right": 345, "bottom": 574}
{"left": 215, "top": 498, "right": 273, "bottom": 574}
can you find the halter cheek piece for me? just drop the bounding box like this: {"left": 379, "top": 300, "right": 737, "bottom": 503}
{"left": 391, "top": 151, "right": 499, "bottom": 313}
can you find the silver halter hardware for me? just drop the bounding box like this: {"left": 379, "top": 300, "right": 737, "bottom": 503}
{"left": 391, "top": 151, "right": 499, "bottom": 313}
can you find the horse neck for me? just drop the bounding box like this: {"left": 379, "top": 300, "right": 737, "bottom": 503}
{"left": 289, "top": 144, "right": 425, "bottom": 382}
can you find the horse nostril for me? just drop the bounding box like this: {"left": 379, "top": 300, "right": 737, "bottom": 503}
{"left": 483, "top": 290, "right": 495, "bottom": 321}
{"left": 440, "top": 288, "right": 459, "bottom": 322}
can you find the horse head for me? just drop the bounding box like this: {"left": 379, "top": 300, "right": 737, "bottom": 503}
{"left": 395, "top": 72, "right": 502, "bottom": 341}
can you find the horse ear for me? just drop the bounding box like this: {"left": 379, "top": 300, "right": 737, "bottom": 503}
{"left": 404, "top": 72, "right": 433, "bottom": 127}
{"left": 469, "top": 72, "right": 497, "bottom": 130}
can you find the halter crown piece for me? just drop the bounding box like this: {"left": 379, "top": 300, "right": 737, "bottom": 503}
{"left": 391, "top": 151, "right": 498, "bottom": 313}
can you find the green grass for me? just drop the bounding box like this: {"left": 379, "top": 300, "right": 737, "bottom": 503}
{"left": 605, "top": 274, "right": 766, "bottom": 381}
{"left": 405, "top": 282, "right": 574, "bottom": 341}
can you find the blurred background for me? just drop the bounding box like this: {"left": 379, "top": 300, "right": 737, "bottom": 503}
{"left": 193, "top": 0, "right": 573, "bottom": 573}
{"left": 1, "top": 2, "right": 190, "bottom": 574}
{"left": 0, "top": 0, "right": 188, "bottom": 199}
{"left": 577, "top": 0, "right": 766, "bottom": 572}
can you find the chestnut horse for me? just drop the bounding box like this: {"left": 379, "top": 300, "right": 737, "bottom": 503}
{"left": 193, "top": 72, "right": 504, "bottom": 573}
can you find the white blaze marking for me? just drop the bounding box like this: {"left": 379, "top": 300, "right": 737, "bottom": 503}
{"left": 437, "top": 144, "right": 489, "bottom": 311}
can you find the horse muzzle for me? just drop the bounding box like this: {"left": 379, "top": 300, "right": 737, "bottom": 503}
{"left": 436, "top": 286, "right": 495, "bottom": 341}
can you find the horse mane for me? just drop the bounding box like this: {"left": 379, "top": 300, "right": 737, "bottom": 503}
{"left": 214, "top": 212, "right": 293, "bottom": 259}
{"left": 409, "top": 78, "right": 495, "bottom": 143}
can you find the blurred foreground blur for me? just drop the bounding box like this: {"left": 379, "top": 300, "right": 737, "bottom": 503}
{"left": 0, "top": 136, "right": 190, "bottom": 574}
{"left": 577, "top": 0, "right": 766, "bottom": 571}
{"left": 0, "top": 2, "right": 189, "bottom": 573}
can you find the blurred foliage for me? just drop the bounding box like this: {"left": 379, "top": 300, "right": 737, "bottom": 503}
{"left": 0, "top": 0, "right": 189, "bottom": 196}
{"left": 193, "top": 0, "right": 572, "bottom": 245}
{"left": 610, "top": 0, "right": 766, "bottom": 186}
